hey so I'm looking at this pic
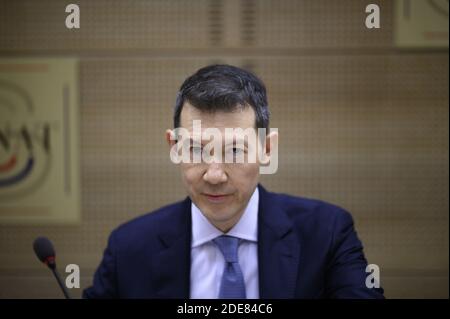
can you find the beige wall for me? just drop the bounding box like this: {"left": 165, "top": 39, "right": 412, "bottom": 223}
{"left": 0, "top": 0, "right": 448, "bottom": 298}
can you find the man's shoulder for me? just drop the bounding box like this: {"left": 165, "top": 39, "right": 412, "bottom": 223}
{"left": 110, "top": 198, "right": 189, "bottom": 244}
{"left": 265, "top": 188, "right": 353, "bottom": 226}
{"left": 262, "top": 189, "right": 356, "bottom": 245}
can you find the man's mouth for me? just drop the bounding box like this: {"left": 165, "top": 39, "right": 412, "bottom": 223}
{"left": 203, "top": 193, "right": 231, "bottom": 203}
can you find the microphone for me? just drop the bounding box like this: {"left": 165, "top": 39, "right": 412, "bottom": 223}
{"left": 33, "top": 237, "right": 71, "bottom": 299}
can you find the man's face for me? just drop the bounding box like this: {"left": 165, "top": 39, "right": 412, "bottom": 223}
{"left": 166, "top": 102, "right": 263, "bottom": 232}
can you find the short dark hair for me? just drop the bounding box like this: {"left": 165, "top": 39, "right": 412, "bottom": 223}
{"left": 173, "top": 64, "right": 270, "bottom": 131}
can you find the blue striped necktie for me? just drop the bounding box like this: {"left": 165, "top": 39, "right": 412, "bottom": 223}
{"left": 213, "top": 235, "right": 247, "bottom": 299}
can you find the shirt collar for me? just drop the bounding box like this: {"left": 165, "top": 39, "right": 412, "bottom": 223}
{"left": 191, "top": 186, "right": 259, "bottom": 248}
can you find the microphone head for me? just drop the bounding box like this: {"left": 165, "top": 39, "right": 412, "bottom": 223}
{"left": 33, "top": 236, "right": 56, "bottom": 268}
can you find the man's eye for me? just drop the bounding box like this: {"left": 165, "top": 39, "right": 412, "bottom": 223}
{"left": 190, "top": 146, "right": 202, "bottom": 154}
{"left": 232, "top": 147, "right": 245, "bottom": 155}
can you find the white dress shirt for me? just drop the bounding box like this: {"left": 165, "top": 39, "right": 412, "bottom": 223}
{"left": 190, "top": 187, "right": 259, "bottom": 299}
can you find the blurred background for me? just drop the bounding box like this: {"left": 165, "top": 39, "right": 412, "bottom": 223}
{"left": 0, "top": 0, "right": 448, "bottom": 298}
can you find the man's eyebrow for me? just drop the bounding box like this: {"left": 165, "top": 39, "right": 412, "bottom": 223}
{"left": 177, "top": 138, "right": 206, "bottom": 146}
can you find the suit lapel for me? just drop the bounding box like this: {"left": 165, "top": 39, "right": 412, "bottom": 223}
{"left": 151, "top": 197, "right": 192, "bottom": 298}
{"left": 257, "top": 185, "right": 301, "bottom": 298}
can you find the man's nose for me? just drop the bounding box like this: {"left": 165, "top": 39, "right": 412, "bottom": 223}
{"left": 203, "top": 163, "right": 227, "bottom": 185}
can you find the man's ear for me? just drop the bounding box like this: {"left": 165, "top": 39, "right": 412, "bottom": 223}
{"left": 259, "top": 130, "right": 279, "bottom": 174}
{"left": 264, "top": 130, "right": 279, "bottom": 157}
{"left": 165, "top": 129, "right": 176, "bottom": 147}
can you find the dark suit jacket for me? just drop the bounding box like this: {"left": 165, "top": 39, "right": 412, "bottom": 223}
{"left": 83, "top": 184, "right": 384, "bottom": 299}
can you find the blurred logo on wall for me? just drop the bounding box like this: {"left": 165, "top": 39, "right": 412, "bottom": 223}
{"left": 0, "top": 79, "right": 52, "bottom": 195}
{"left": 0, "top": 59, "right": 80, "bottom": 224}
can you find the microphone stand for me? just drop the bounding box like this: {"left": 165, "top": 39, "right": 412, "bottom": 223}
{"left": 47, "top": 258, "right": 71, "bottom": 299}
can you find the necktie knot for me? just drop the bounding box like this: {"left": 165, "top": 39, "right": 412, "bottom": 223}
{"left": 213, "top": 235, "right": 239, "bottom": 263}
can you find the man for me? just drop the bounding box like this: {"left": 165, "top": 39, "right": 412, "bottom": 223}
{"left": 83, "top": 64, "right": 384, "bottom": 299}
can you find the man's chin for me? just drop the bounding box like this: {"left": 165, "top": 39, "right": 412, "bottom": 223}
{"left": 199, "top": 206, "right": 236, "bottom": 221}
